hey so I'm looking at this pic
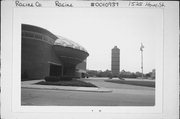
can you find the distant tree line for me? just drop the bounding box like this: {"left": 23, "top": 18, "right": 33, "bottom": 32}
{"left": 87, "top": 69, "right": 155, "bottom": 79}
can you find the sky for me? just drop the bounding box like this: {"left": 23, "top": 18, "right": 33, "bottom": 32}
{"left": 16, "top": 8, "right": 163, "bottom": 73}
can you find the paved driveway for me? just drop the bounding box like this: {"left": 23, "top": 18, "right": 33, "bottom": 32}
{"left": 81, "top": 78, "right": 154, "bottom": 90}
{"left": 21, "top": 78, "right": 155, "bottom": 106}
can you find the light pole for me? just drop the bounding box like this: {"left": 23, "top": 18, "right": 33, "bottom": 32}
{"left": 140, "top": 43, "right": 144, "bottom": 79}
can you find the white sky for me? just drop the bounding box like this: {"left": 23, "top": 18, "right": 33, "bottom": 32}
{"left": 17, "top": 8, "right": 163, "bottom": 73}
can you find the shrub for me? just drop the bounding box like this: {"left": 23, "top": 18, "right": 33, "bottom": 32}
{"left": 44, "top": 76, "right": 74, "bottom": 82}
{"left": 45, "top": 76, "right": 60, "bottom": 82}
{"left": 109, "top": 75, "right": 113, "bottom": 79}
{"left": 35, "top": 79, "right": 97, "bottom": 87}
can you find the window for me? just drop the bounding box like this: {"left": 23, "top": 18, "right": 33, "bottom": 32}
{"left": 25, "top": 32, "right": 34, "bottom": 38}
{"left": 34, "top": 33, "right": 42, "bottom": 40}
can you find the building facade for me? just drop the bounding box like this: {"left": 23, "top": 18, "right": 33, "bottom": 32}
{"left": 111, "top": 46, "right": 120, "bottom": 77}
{"left": 21, "top": 24, "right": 89, "bottom": 80}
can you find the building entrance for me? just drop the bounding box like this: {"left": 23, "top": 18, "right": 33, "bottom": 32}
{"left": 49, "top": 64, "right": 62, "bottom": 76}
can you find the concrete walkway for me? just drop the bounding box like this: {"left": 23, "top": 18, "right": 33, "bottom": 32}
{"left": 21, "top": 80, "right": 112, "bottom": 93}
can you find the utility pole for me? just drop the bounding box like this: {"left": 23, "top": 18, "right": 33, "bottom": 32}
{"left": 140, "top": 43, "right": 144, "bottom": 79}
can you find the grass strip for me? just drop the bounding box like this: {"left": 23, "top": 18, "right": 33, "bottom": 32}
{"left": 105, "top": 80, "right": 155, "bottom": 87}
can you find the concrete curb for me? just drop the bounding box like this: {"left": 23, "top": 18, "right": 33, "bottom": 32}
{"left": 21, "top": 84, "right": 113, "bottom": 93}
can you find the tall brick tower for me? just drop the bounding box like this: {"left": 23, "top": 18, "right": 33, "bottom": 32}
{"left": 111, "top": 46, "right": 120, "bottom": 77}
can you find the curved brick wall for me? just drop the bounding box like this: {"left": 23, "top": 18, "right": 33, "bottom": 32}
{"left": 21, "top": 37, "right": 62, "bottom": 80}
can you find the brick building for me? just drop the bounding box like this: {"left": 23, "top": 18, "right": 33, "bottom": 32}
{"left": 21, "top": 24, "right": 89, "bottom": 80}
{"left": 111, "top": 46, "right": 120, "bottom": 77}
